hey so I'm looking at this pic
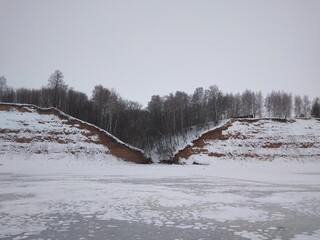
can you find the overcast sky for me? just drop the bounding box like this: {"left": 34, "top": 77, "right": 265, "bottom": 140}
{"left": 0, "top": 0, "right": 319, "bottom": 106}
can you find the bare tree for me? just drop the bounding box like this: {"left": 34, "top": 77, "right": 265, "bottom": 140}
{"left": 47, "top": 70, "right": 68, "bottom": 108}
{"left": 0, "top": 76, "right": 8, "bottom": 101}
{"left": 191, "top": 87, "right": 206, "bottom": 126}
{"left": 282, "top": 92, "right": 292, "bottom": 118}
{"left": 254, "top": 91, "right": 263, "bottom": 118}
{"left": 302, "top": 95, "right": 311, "bottom": 117}
{"left": 206, "top": 85, "right": 223, "bottom": 122}
{"left": 174, "top": 91, "right": 190, "bottom": 135}
{"left": 311, "top": 98, "right": 320, "bottom": 118}
{"left": 241, "top": 89, "right": 255, "bottom": 117}
{"left": 294, "top": 95, "right": 303, "bottom": 117}
{"left": 225, "top": 93, "right": 241, "bottom": 118}
{"left": 265, "top": 91, "right": 292, "bottom": 118}
{"left": 147, "top": 95, "right": 164, "bottom": 135}
{"left": 91, "top": 85, "right": 112, "bottom": 129}
{"left": 66, "top": 88, "right": 89, "bottom": 119}
{"left": 91, "top": 85, "right": 124, "bottom": 134}
{"left": 107, "top": 90, "right": 123, "bottom": 134}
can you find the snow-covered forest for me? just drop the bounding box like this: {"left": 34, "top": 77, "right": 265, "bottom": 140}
{"left": 0, "top": 71, "right": 320, "bottom": 157}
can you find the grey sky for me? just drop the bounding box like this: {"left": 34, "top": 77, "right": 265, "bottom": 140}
{"left": 1, "top": 0, "right": 319, "bottom": 106}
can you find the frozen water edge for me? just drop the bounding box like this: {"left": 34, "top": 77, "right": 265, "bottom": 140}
{"left": 0, "top": 157, "right": 320, "bottom": 240}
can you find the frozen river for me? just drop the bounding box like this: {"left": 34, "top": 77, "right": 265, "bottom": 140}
{"left": 1, "top": 158, "right": 320, "bottom": 240}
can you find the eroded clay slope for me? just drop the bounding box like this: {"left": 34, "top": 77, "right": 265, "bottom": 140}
{"left": 0, "top": 103, "right": 151, "bottom": 164}
{"left": 172, "top": 118, "right": 320, "bottom": 164}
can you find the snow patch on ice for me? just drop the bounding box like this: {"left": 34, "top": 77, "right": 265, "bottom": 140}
{"left": 234, "top": 230, "right": 269, "bottom": 240}
{"left": 291, "top": 230, "right": 320, "bottom": 240}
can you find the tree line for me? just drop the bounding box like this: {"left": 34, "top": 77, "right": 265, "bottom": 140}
{"left": 0, "top": 71, "right": 319, "bottom": 158}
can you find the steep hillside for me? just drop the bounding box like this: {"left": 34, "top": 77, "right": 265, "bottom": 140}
{"left": 172, "top": 118, "right": 320, "bottom": 164}
{"left": 0, "top": 103, "right": 151, "bottom": 164}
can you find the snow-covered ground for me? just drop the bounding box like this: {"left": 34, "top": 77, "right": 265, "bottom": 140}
{"left": 176, "top": 119, "right": 320, "bottom": 164}
{"left": 0, "top": 107, "right": 109, "bottom": 156}
{"left": 218, "top": 118, "right": 320, "bottom": 160}
{"left": 0, "top": 104, "right": 150, "bottom": 164}
{"left": 1, "top": 156, "right": 320, "bottom": 240}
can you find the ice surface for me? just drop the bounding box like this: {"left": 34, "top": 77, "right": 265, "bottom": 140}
{"left": 0, "top": 156, "right": 319, "bottom": 239}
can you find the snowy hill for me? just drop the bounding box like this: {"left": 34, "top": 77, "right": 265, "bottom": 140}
{"left": 172, "top": 118, "right": 320, "bottom": 164}
{"left": 0, "top": 103, "right": 151, "bottom": 164}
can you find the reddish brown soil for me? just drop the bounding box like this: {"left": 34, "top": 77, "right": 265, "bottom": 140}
{"left": 208, "top": 152, "right": 226, "bottom": 157}
{"left": 171, "top": 120, "right": 233, "bottom": 163}
{"left": 262, "top": 142, "right": 283, "bottom": 148}
{"left": 171, "top": 117, "right": 317, "bottom": 164}
{"left": 299, "top": 142, "right": 314, "bottom": 148}
{"left": 0, "top": 103, "right": 151, "bottom": 164}
{"left": 241, "top": 153, "right": 258, "bottom": 158}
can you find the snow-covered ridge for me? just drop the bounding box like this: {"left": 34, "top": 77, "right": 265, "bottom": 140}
{"left": 173, "top": 118, "right": 320, "bottom": 164}
{"left": 0, "top": 103, "right": 151, "bottom": 164}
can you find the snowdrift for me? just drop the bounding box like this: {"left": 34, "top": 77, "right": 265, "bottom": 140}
{"left": 172, "top": 118, "right": 320, "bottom": 164}
{"left": 0, "top": 103, "right": 151, "bottom": 164}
